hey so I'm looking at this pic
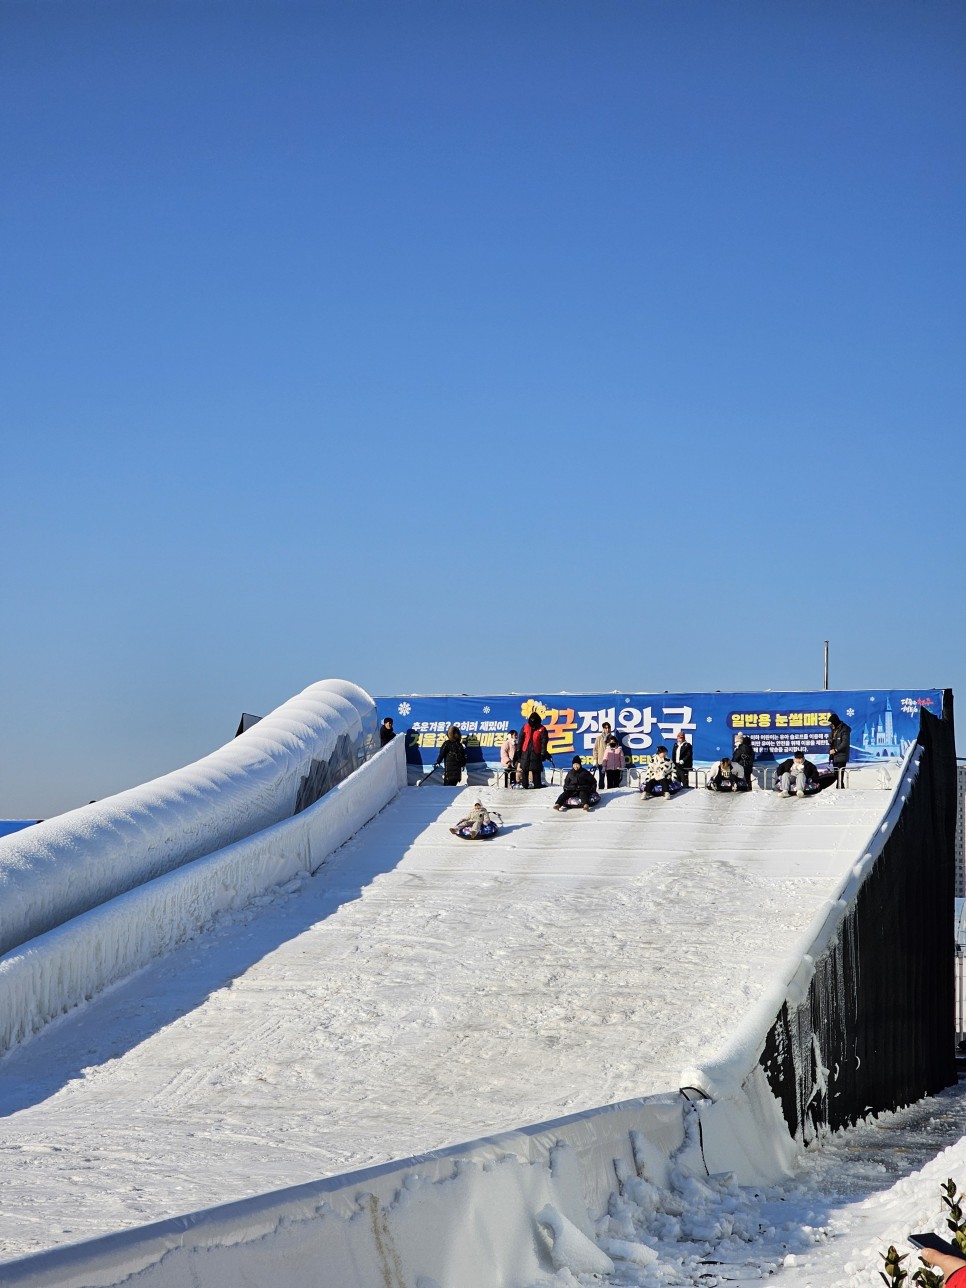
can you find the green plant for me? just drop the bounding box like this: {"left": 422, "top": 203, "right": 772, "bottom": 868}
{"left": 941, "top": 1178, "right": 966, "bottom": 1255}
{"left": 912, "top": 1266, "right": 944, "bottom": 1288}
{"left": 880, "top": 1244, "right": 909, "bottom": 1286}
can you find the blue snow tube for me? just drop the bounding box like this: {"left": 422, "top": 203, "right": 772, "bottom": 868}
{"left": 455, "top": 819, "right": 501, "bottom": 840}
{"left": 640, "top": 779, "right": 684, "bottom": 797}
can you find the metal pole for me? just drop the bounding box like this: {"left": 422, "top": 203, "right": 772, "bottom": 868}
{"left": 823, "top": 641, "right": 829, "bottom": 690}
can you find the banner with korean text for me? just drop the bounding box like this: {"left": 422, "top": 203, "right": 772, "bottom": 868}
{"left": 377, "top": 688, "right": 944, "bottom": 777}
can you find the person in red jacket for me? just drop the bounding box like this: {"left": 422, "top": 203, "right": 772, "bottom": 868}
{"left": 917, "top": 1247, "right": 966, "bottom": 1284}
{"left": 517, "top": 711, "right": 550, "bottom": 789}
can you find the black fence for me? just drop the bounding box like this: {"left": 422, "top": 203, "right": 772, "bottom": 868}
{"left": 760, "top": 692, "right": 957, "bottom": 1141}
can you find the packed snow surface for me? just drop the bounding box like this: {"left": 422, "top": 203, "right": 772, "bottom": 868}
{"left": 0, "top": 779, "right": 896, "bottom": 1263}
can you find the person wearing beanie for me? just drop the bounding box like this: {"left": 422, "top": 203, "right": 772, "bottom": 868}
{"left": 554, "top": 756, "right": 598, "bottom": 811}
{"left": 827, "top": 713, "right": 851, "bottom": 788}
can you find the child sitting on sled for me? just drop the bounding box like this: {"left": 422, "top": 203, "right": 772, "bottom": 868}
{"left": 450, "top": 801, "right": 496, "bottom": 839}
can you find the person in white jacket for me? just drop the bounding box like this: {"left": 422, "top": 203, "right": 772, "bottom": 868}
{"left": 642, "top": 746, "right": 675, "bottom": 799}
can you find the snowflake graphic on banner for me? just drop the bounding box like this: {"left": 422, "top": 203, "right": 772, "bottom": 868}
{"left": 846, "top": 708, "right": 855, "bottom": 718}
{"left": 397, "top": 701, "right": 412, "bottom": 717}
{"left": 482, "top": 706, "right": 491, "bottom": 714}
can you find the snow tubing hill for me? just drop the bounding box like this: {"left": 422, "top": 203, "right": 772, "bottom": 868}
{"left": 0, "top": 694, "right": 955, "bottom": 1288}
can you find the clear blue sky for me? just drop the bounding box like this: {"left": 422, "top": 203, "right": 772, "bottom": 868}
{"left": 3, "top": 0, "right": 964, "bottom": 817}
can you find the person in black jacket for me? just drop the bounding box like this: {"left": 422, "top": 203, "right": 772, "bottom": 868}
{"left": 554, "top": 757, "right": 598, "bottom": 811}
{"left": 379, "top": 717, "right": 396, "bottom": 747}
{"left": 672, "top": 732, "right": 693, "bottom": 786}
{"left": 776, "top": 752, "right": 820, "bottom": 797}
{"left": 828, "top": 713, "right": 851, "bottom": 788}
{"left": 434, "top": 725, "right": 467, "bottom": 786}
{"left": 733, "top": 734, "right": 755, "bottom": 789}
{"left": 517, "top": 711, "right": 550, "bottom": 789}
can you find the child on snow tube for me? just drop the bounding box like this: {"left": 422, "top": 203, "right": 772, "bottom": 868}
{"left": 450, "top": 801, "right": 501, "bottom": 839}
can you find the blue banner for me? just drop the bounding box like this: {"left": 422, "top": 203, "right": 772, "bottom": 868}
{"left": 377, "top": 688, "right": 943, "bottom": 774}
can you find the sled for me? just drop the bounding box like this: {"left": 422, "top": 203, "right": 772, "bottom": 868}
{"left": 450, "top": 818, "right": 501, "bottom": 840}
{"left": 557, "top": 792, "right": 601, "bottom": 810}
{"left": 639, "top": 779, "right": 684, "bottom": 799}
{"left": 774, "top": 779, "right": 822, "bottom": 797}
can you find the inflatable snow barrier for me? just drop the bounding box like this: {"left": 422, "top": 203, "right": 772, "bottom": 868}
{"left": 0, "top": 680, "right": 378, "bottom": 958}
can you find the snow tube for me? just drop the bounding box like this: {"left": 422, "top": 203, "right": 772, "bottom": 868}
{"left": 561, "top": 792, "right": 601, "bottom": 809}
{"left": 640, "top": 779, "right": 684, "bottom": 797}
{"left": 774, "top": 779, "right": 822, "bottom": 797}
{"left": 453, "top": 820, "right": 501, "bottom": 840}
{"left": 705, "top": 779, "right": 751, "bottom": 793}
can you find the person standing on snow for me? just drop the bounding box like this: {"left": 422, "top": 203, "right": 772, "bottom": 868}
{"left": 733, "top": 733, "right": 756, "bottom": 789}
{"left": 828, "top": 713, "right": 851, "bottom": 788}
{"left": 601, "top": 736, "right": 626, "bottom": 789}
{"left": 517, "top": 711, "right": 550, "bottom": 789}
{"left": 672, "top": 731, "right": 693, "bottom": 786}
{"left": 434, "top": 726, "right": 467, "bottom": 786}
{"left": 500, "top": 729, "right": 519, "bottom": 788}
{"left": 379, "top": 717, "right": 396, "bottom": 747}
{"left": 592, "top": 720, "right": 615, "bottom": 791}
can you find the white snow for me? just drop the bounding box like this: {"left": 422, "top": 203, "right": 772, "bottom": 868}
{"left": 0, "top": 769, "right": 926, "bottom": 1286}
{"left": 0, "top": 679, "right": 377, "bottom": 959}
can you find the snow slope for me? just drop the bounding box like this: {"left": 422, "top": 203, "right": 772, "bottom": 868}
{"left": 0, "top": 777, "right": 896, "bottom": 1263}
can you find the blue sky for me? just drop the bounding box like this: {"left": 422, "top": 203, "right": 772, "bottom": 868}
{"left": 3, "top": 0, "right": 964, "bottom": 816}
